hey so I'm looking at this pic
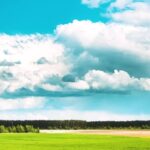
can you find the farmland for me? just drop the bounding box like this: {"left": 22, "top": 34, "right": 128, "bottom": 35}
{"left": 0, "top": 133, "right": 150, "bottom": 150}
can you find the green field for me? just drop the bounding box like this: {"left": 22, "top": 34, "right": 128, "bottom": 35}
{"left": 0, "top": 134, "right": 150, "bottom": 150}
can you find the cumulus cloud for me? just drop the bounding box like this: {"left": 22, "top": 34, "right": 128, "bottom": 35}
{"left": 0, "top": 97, "right": 45, "bottom": 110}
{"left": 0, "top": 0, "right": 150, "bottom": 120}
{"left": 0, "top": 19, "right": 150, "bottom": 96}
{"left": 84, "top": 70, "right": 136, "bottom": 91}
{"left": 56, "top": 20, "right": 150, "bottom": 77}
{"left": 110, "top": 2, "right": 150, "bottom": 26}
{"left": 68, "top": 69, "right": 150, "bottom": 92}
{"left": 0, "top": 34, "right": 69, "bottom": 94}
{"left": 82, "top": 0, "right": 150, "bottom": 26}
{"left": 56, "top": 20, "right": 150, "bottom": 55}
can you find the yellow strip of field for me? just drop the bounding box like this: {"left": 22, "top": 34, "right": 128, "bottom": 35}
{"left": 40, "top": 129, "right": 150, "bottom": 137}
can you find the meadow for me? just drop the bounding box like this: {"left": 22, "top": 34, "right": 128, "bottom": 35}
{"left": 0, "top": 133, "right": 150, "bottom": 150}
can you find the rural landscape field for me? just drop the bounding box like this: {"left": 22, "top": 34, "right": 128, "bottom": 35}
{"left": 1, "top": 0, "right": 150, "bottom": 149}
{"left": 1, "top": 133, "right": 150, "bottom": 150}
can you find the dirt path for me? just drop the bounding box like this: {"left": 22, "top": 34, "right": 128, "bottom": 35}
{"left": 40, "top": 130, "right": 150, "bottom": 137}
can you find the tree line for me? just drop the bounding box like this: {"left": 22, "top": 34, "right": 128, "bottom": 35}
{"left": 0, "top": 125, "right": 39, "bottom": 133}
{"left": 1, "top": 120, "right": 150, "bottom": 130}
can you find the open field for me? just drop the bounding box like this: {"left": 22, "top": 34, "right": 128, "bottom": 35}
{"left": 1, "top": 133, "right": 150, "bottom": 150}
{"left": 41, "top": 129, "right": 150, "bottom": 137}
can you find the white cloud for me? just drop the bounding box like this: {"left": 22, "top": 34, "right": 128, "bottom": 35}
{"left": 0, "top": 110, "right": 150, "bottom": 121}
{"left": 40, "top": 83, "right": 62, "bottom": 91}
{"left": 82, "top": 0, "right": 132, "bottom": 9}
{"left": 82, "top": 0, "right": 150, "bottom": 27}
{"left": 81, "top": 0, "right": 105, "bottom": 8}
{"left": 67, "top": 69, "right": 150, "bottom": 92}
{"left": 56, "top": 20, "right": 150, "bottom": 59}
{"left": 109, "top": 0, "right": 133, "bottom": 10}
{"left": 0, "top": 0, "right": 150, "bottom": 121}
{"left": 111, "top": 2, "right": 150, "bottom": 26}
{"left": 0, "top": 97, "right": 45, "bottom": 110}
{"left": 84, "top": 70, "right": 136, "bottom": 90}
{"left": 56, "top": 20, "right": 150, "bottom": 79}
{"left": 0, "top": 34, "right": 70, "bottom": 93}
{"left": 67, "top": 80, "right": 90, "bottom": 90}
{"left": 1, "top": 20, "right": 150, "bottom": 94}
{"left": 140, "top": 78, "right": 150, "bottom": 91}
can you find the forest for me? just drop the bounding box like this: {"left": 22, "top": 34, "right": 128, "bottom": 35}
{"left": 0, "top": 120, "right": 150, "bottom": 130}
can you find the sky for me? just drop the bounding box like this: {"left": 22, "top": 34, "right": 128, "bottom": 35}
{"left": 0, "top": 0, "right": 150, "bottom": 121}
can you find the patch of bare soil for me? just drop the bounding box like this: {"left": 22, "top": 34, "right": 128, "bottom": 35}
{"left": 40, "top": 130, "right": 150, "bottom": 137}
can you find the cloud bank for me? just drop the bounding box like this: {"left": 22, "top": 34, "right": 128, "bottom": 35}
{"left": 1, "top": 18, "right": 150, "bottom": 97}
{"left": 0, "top": 0, "right": 150, "bottom": 120}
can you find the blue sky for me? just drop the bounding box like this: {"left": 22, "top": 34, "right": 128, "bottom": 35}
{"left": 0, "top": 0, "right": 150, "bottom": 120}
{"left": 0, "top": 0, "right": 105, "bottom": 34}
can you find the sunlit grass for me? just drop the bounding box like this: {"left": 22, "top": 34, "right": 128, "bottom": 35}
{"left": 0, "top": 133, "right": 150, "bottom": 150}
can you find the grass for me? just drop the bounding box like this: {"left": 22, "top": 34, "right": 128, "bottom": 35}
{"left": 0, "top": 133, "right": 150, "bottom": 150}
